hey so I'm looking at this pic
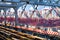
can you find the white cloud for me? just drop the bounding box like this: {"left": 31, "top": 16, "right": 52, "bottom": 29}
{"left": 29, "top": 7, "right": 34, "bottom": 11}
{"left": 43, "top": 6, "right": 52, "bottom": 10}
{"left": 18, "top": 7, "right": 23, "bottom": 12}
{"left": 10, "top": 8, "right": 15, "bottom": 12}
{"left": 1, "top": 10, "right": 4, "bottom": 13}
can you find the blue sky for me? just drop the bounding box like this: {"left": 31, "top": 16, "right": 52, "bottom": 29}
{"left": 18, "top": 5, "right": 46, "bottom": 11}
{"left": 18, "top": 4, "right": 52, "bottom": 11}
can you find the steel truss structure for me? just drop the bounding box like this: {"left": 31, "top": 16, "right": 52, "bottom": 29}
{"left": 0, "top": 0, "right": 60, "bottom": 26}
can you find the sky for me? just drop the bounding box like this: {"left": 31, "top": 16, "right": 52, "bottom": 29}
{"left": 17, "top": 4, "right": 53, "bottom": 12}
{"left": 18, "top": 4, "right": 46, "bottom": 11}
{"left": 0, "top": 5, "right": 48, "bottom": 12}
{"left": 17, "top": 5, "right": 57, "bottom": 17}
{"left": 0, "top": 4, "right": 58, "bottom": 17}
{"left": 0, "top": 4, "right": 55, "bottom": 14}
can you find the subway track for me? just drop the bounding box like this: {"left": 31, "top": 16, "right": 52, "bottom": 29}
{"left": 0, "top": 26, "right": 46, "bottom": 40}
{"left": 4, "top": 25, "right": 60, "bottom": 40}
{"left": 0, "top": 24, "right": 60, "bottom": 40}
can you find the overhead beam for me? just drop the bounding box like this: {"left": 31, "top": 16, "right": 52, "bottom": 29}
{"left": 29, "top": 2, "right": 60, "bottom": 7}
{"left": 0, "top": 0, "right": 60, "bottom": 7}
{"left": 0, "top": 4, "right": 17, "bottom": 8}
{"left": 1, "top": 0, "right": 20, "bottom": 3}
{"left": 20, "top": 0, "right": 60, "bottom": 7}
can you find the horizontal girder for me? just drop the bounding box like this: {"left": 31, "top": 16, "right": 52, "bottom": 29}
{"left": 0, "top": 0, "right": 60, "bottom": 7}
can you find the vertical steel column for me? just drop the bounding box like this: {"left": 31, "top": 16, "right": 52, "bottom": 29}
{"left": 4, "top": 9, "right": 6, "bottom": 26}
{"left": 14, "top": 5, "right": 19, "bottom": 30}
{"left": 0, "top": 7, "right": 7, "bottom": 26}
{"left": 4, "top": 8, "right": 8, "bottom": 27}
{"left": 13, "top": 2, "right": 27, "bottom": 30}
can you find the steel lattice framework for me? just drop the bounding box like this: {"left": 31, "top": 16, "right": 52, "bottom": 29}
{"left": 0, "top": 0, "right": 60, "bottom": 26}
{"left": 0, "top": 0, "right": 60, "bottom": 7}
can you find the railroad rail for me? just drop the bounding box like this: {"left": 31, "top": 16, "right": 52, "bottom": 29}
{"left": 0, "top": 25, "right": 60, "bottom": 40}
{"left": 0, "top": 26, "right": 46, "bottom": 40}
